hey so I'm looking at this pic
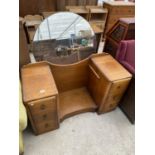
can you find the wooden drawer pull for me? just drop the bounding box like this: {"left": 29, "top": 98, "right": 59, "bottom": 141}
{"left": 42, "top": 114, "right": 47, "bottom": 120}
{"left": 89, "top": 65, "right": 100, "bottom": 79}
{"left": 113, "top": 95, "right": 119, "bottom": 101}
{"left": 45, "top": 123, "right": 49, "bottom": 128}
{"left": 117, "top": 85, "right": 121, "bottom": 89}
{"left": 109, "top": 104, "right": 114, "bottom": 108}
{"left": 40, "top": 104, "right": 46, "bottom": 110}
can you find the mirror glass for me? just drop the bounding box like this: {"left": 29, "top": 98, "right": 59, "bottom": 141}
{"left": 32, "top": 12, "right": 97, "bottom": 64}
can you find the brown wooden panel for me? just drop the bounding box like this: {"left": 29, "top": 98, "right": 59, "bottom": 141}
{"left": 87, "top": 64, "right": 111, "bottom": 106}
{"left": 78, "top": 0, "right": 86, "bottom": 5}
{"left": 32, "top": 110, "right": 58, "bottom": 123}
{"left": 49, "top": 58, "right": 89, "bottom": 92}
{"left": 57, "top": 0, "right": 66, "bottom": 11}
{"left": 38, "top": 0, "right": 57, "bottom": 13}
{"left": 86, "top": 0, "right": 97, "bottom": 5}
{"left": 59, "top": 87, "right": 97, "bottom": 121}
{"left": 20, "top": 0, "right": 39, "bottom": 17}
{"left": 66, "top": 0, "right": 77, "bottom": 6}
{"left": 28, "top": 96, "right": 56, "bottom": 114}
{"left": 19, "top": 20, "right": 30, "bottom": 68}
{"left": 36, "top": 119, "right": 59, "bottom": 134}
{"left": 19, "top": 0, "right": 57, "bottom": 17}
{"left": 91, "top": 54, "right": 132, "bottom": 81}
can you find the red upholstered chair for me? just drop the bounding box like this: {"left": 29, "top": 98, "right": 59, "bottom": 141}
{"left": 115, "top": 40, "right": 135, "bottom": 123}
{"left": 116, "top": 40, "right": 135, "bottom": 74}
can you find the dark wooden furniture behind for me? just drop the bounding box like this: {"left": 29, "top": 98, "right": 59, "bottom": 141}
{"left": 120, "top": 77, "right": 135, "bottom": 123}
{"left": 57, "top": 0, "right": 98, "bottom": 11}
{"left": 103, "top": 1, "right": 135, "bottom": 36}
{"left": 19, "top": 0, "right": 98, "bottom": 16}
{"left": 19, "top": 18, "right": 30, "bottom": 68}
{"left": 88, "top": 54, "right": 132, "bottom": 113}
{"left": 19, "top": 0, "right": 57, "bottom": 17}
{"left": 66, "top": 6, "right": 89, "bottom": 20}
{"left": 21, "top": 53, "right": 132, "bottom": 135}
{"left": 103, "top": 18, "right": 135, "bottom": 57}
{"left": 21, "top": 63, "right": 59, "bottom": 135}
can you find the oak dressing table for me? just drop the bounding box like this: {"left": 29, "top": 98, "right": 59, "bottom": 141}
{"left": 21, "top": 13, "right": 132, "bottom": 135}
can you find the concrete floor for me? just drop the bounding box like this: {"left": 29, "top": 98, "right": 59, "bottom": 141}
{"left": 23, "top": 108, "right": 135, "bottom": 155}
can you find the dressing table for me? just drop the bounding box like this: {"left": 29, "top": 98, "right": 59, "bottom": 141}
{"left": 21, "top": 12, "right": 132, "bottom": 135}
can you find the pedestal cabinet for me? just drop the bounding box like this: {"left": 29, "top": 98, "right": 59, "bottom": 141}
{"left": 21, "top": 63, "right": 59, "bottom": 135}
{"left": 88, "top": 54, "right": 132, "bottom": 113}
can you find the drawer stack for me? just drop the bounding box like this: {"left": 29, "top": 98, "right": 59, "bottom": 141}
{"left": 21, "top": 62, "right": 59, "bottom": 135}
{"left": 88, "top": 54, "right": 132, "bottom": 113}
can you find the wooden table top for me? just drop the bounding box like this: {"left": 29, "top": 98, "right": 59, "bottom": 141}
{"left": 21, "top": 62, "right": 58, "bottom": 102}
{"left": 91, "top": 54, "right": 132, "bottom": 81}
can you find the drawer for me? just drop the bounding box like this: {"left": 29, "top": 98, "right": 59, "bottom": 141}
{"left": 36, "top": 120, "right": 59, "bottom": 134}
{"left": 32, "top": 110, "right": 58, "bottom": 124}
{"left": 103, "top": 92, "right": 125, "bottom": 112}
{"left": 111, "top": 7, "right": 135, "bottom": 15}
{"left": 103, "top": 78, "right": 131, "bottom": 112}
{"left": 28, "top": 96, "right": 56, "bottom": 114}
{"left": 109, "top": 79, "right": 131, "bottom": 95}
{"left": 106, "top": 94, "right": 122, "bottom": 106}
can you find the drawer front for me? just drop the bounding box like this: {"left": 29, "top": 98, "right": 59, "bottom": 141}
{"left": 32, "top": 110, "right": 58, "bottom": 124}
{"left": 105, "top": 94, "right": 124, "bottom": 110}
{"left": 103, "top": 78, "right": 131, "bottom": 112}
{"left": 28, "top": 96, "right": 56, "bottom": 114}
{"left": 36, "top": 120, "right": 59, "bottom": 134}
{"left": 111, "top": 7, "right": 135, "bottom": 15}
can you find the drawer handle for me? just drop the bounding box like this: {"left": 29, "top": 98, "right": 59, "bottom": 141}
{"left": 117, "top": 85, "right": 121, "bottom": 89}
{"left": 109, "top": 104, "right": 114, "bottom": 108}
{"left": 113, "top": 95, "right": 119, "bottom": 101}
{"left": 40, "top": 104, "right": 46, "bottom": 110}
{"left": 45, "top": 123, "right": 49, "bottom": 128}
{"left": 42, "top": 114, "right": 47, "bottom": 120}
{"left": 89, "top": 65, "right": 100, "bottom": 79}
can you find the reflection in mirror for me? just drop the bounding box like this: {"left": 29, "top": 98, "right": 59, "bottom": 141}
{"left": 32, "top": 12, "right": 97, "bottom": 64}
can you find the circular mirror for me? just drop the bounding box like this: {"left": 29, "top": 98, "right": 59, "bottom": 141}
{"left": 32, "top": 12, "right": 97, "bottom": 64}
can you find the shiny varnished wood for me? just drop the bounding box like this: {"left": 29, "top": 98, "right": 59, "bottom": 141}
{"left": 48, "top": 58, "right": 89, "bottom": 93}
{"left": 21, "top": 53, "right": 132, "bottom": 134}
{"left": 88, "top": 54, "right": 132, "bottom": 113}
{"left": 27, "top": 96, "right": 59, "bottom": 134}
{"left": 21, "top": 63, "right": 59, "bottom": 135}
{"left": 21, "top": 63, "right": 58, "bottom": 103}
{"left": 59, "top": 87, "right": 97, "bottom": 121}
